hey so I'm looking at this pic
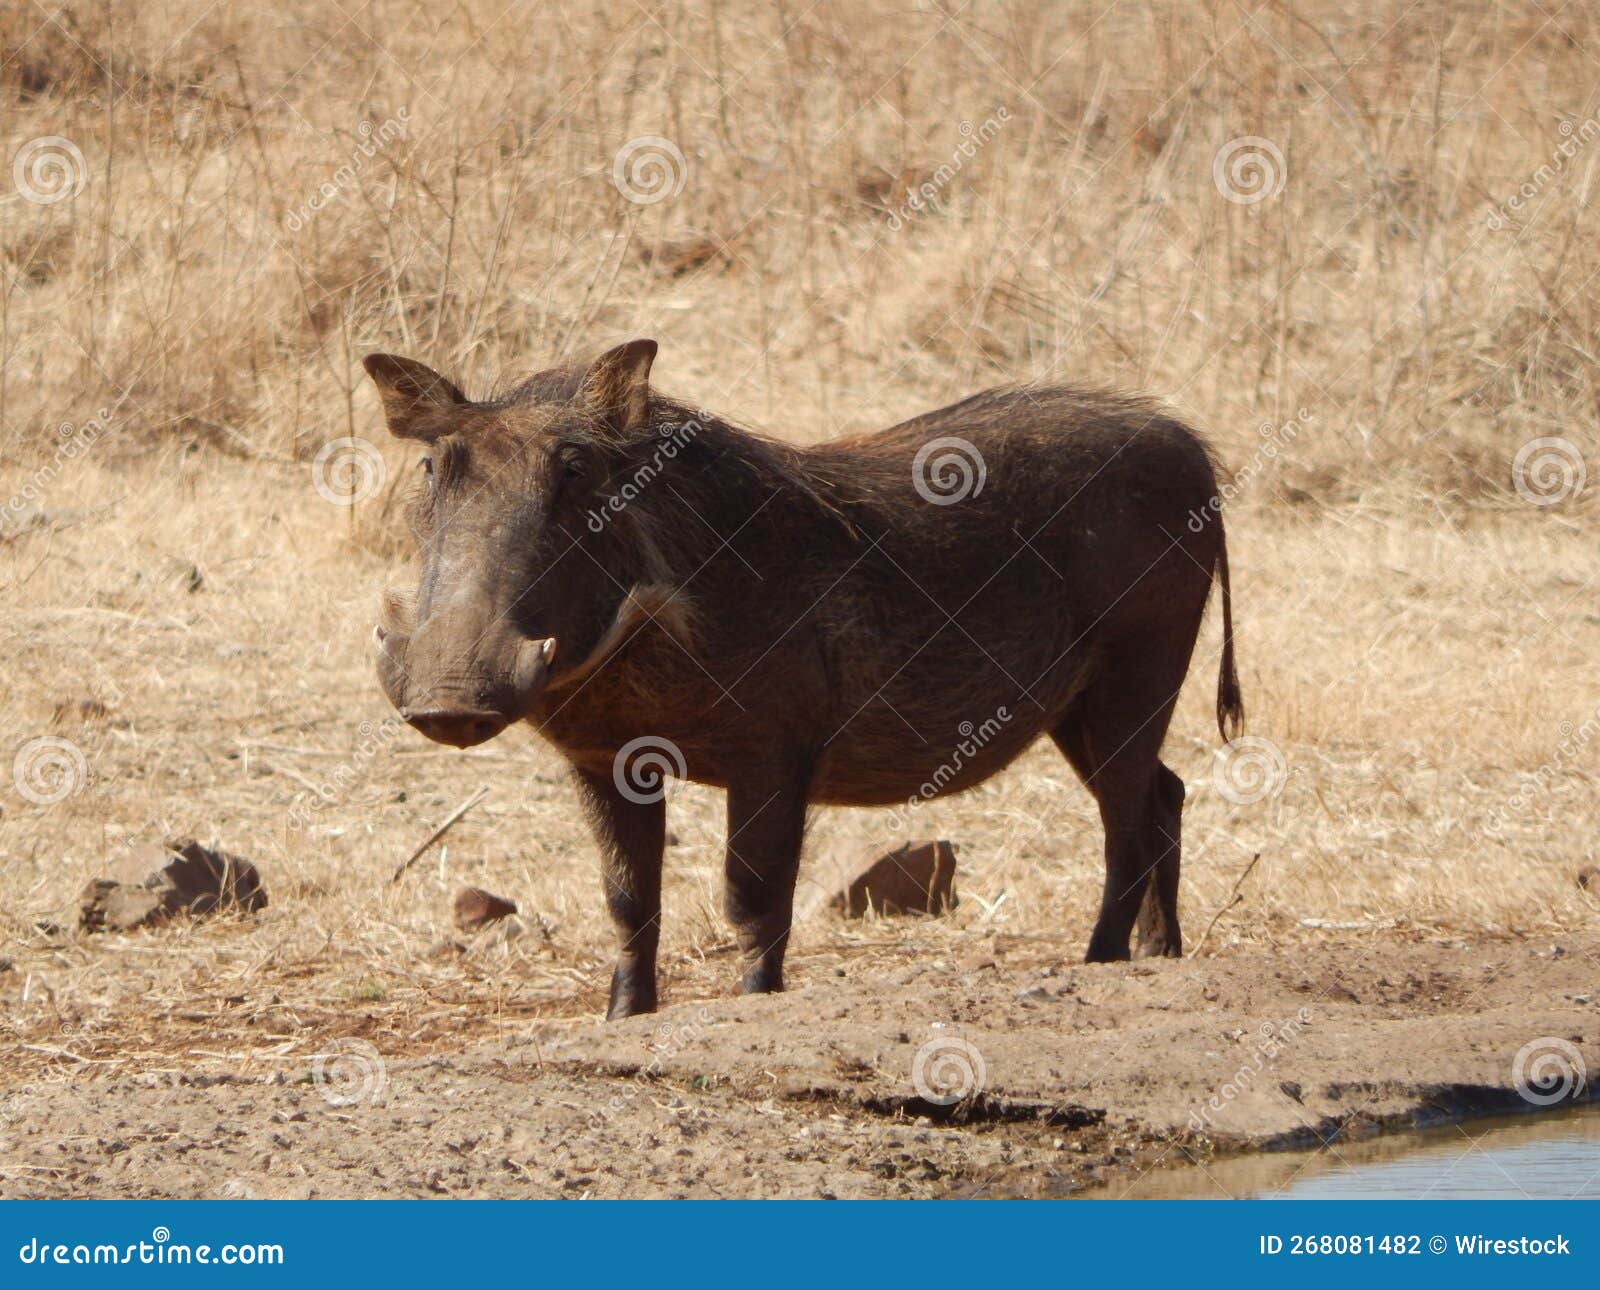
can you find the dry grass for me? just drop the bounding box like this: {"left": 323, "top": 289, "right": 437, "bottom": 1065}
{"left": 2, "top": 0, "right": 1598, "bottom": 1086}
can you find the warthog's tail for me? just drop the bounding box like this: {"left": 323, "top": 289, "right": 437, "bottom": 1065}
{"left": 1214, "top": 512, "right": 1244, "bottom": 741}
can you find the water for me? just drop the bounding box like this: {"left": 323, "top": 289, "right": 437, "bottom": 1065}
{"left": 1074, "top": 1107, "right": 1600, "bottom": 1199}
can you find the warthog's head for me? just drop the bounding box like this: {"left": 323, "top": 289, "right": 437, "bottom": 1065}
{"left": 364, "top": 339, "right": 679, "bottom": 748}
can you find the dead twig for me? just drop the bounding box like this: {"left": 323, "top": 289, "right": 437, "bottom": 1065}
{"left": 1191, "top": 852, "right": 1262, "bottom": 957}
{"left": 391, "top": 786, "right": 490, "bottom": 884}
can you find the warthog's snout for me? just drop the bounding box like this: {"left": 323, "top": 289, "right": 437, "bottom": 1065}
{"left": 374, "top": 623, "right": 555, "bottom": 748}
{"left": 399, "top": 707, "right": 508, "bottom": 748}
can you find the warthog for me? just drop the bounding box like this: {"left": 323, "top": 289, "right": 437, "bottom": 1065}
{"left": 365, "top": 340, "right": 1242, "bottom": 1018}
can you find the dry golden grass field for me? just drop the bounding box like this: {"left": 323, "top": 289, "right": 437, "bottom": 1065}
{"left": 1, "top": 0, "right": 1597, "bottom": 1197}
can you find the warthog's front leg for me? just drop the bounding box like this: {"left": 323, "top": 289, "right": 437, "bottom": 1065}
{"left": 575, "top": 766, "right": 665, "bottom": 1019}
{"left": 723, "top": 762, "right": 810, "bottom": 996}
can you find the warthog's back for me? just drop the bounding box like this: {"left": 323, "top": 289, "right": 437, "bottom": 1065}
{"left": 793, "top": 385, "right": 1227, "bottom": 804}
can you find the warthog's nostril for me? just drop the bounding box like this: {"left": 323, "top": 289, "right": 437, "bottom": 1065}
{"left": 403, "top": 708, "right": 508, "bottom": 748}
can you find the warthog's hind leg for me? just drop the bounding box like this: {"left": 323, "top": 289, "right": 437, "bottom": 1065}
{"left": 1133, "top": 764, "right": 1185, "bottom": 958}
{"left": 576, "top": 766, "right": 666, "bottom": 1019}
{"left": 1051, "top": 637, "right": 1191, "bottom": 962}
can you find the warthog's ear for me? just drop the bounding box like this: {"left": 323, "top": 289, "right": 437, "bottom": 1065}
{"left": 362, "top": 353, "right": 467, "bottom": 441}
{"left": 580, "top": 339, "right": 657, "bottom": 436}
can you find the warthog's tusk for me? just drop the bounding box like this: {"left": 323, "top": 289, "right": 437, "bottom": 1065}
{"left": 513, "top": 635, "right": 557, "bottom": 698}
{"left": 543, "top": 584, "right": 690, "bottom": 691}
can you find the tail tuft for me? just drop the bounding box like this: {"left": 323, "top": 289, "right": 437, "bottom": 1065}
{"left": 1214, "top": 515, "right": 1244, "bottom": 742}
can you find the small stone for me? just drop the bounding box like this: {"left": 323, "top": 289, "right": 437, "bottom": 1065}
{"left": 825, "top": 840, "right": 959, "bottom": 917}
{"left": 80, "top": 839, "right": 267, "bottom": 932}
{"left": 452, "top": 886, "right": 517, "bottom": 933}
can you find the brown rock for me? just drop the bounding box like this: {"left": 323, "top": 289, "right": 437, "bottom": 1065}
{"left": 1578, "top": 866, "right": 1599, "bottom": 891}
{"left": 828, "top": 839, "right": 959, "bottom": 917}
{"left": 453, "top": 886, "right": 518, "bottom": 932}
{"left": 80, "top": 839, "right": 268, "bottom": 931}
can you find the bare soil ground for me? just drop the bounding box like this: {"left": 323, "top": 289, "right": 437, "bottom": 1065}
{"left": 3, "top": 933, "right": 1594, "bottom": 1198}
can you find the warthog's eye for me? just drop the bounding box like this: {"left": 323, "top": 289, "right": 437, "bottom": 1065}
{"left": 556, "top": 447, "right": 588, "bottom": 483}
{"left": 420, "top": 456, "right": 434, "bottom": 488}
